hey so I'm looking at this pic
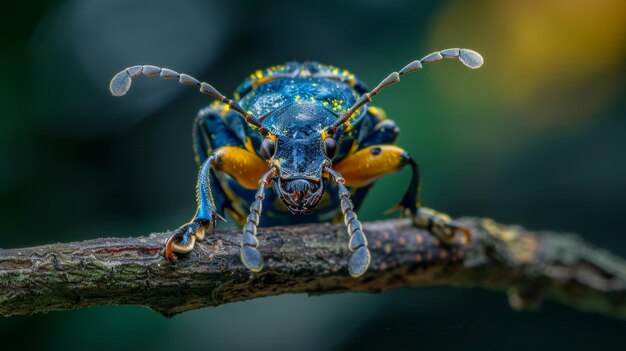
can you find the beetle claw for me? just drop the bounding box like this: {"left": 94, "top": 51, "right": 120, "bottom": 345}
{"left": 383, "top": 204, "right": 403, "bottom": 216}
{"left": 164, "top": 231, "right": 184, "bottom": 262}
{"left": 164, "top": 220, "right": 209, "bottom": 262}
{"left": 412, "top": 207, "right": 472, "bottom": 245}
{"left": 215, "top": 213, "right": 228, "bottom": 223}
{"left": 385, "top": 203, "right": 417, "bottom": 220}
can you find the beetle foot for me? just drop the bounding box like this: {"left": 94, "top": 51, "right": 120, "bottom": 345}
{"left": 165, "top": 219, "right": 213, "bottom": 262}
{"left": 412, "top": 207, "right": 471, "bottom": 244}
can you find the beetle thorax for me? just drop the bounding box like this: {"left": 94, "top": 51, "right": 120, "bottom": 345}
{"left": 262, "top": 102, "right": 337, "bottom": 214}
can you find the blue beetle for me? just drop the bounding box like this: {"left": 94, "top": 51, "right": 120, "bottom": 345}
{"left": 109, "top": 48, "right": 483, "bottom": 277}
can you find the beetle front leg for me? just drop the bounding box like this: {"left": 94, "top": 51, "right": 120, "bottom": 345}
{"left": 165, "top": 155, "right": 225, "bottom": 261}
{"left": 240, "top": 168, "right": 276, "bottom": 272}
{"left": 325, "top": 167, "right": 371, "bottom": 277}
{"left": 166, "top": 144, "right": 269, "bottom": 261}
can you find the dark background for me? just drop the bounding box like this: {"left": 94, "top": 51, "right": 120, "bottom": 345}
{"left": 1, "top": 0, "right": 625, "bottom": 350}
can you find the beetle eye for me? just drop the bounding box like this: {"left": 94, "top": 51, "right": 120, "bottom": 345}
{"left": 323, "top": 137, "right": 337, "bottom": 159}
{"left": 260, "top": 138, "right": 275, "bottom": 159}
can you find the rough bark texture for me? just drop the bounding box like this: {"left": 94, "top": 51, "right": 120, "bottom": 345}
{"left": 1, "top": 218, "right": 625, "bottom": 318}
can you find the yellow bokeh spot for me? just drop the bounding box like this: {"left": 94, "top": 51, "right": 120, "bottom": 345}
{"left": 429, "top": 0, "right": 626, "bottom": 126}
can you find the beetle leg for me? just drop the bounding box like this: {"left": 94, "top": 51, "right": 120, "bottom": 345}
{"left": 333, "top": 145, "right": 410, "bottom": 188}
{"left": 165, "top": 155, "right": 225, "bottom": 261}
{"left": 166, "top": 142, "right": 271, "bottom": 261}
{"left": 393, "top": 154, "right": 471, "bottom": 244}
{"left": 413, "top": 207, "right": 471, "bottom": 244}
{"left": 333, "top": 145, "right": 471, "bottom": 244}
{"left": 192, "top": 104, "right": 243, "bottom": 166}
{"left": 325, "top": 167, "right": 371, "bottom": 278}
{"left": 240, "top": 168, "right": 276, "bottom": 272}
{"left": 357, "top": 108, "right": 399, "bottom": 149}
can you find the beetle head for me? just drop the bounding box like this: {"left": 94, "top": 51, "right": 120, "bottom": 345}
{"left": 260, "top": 103, "right": 338, "bottom": 214}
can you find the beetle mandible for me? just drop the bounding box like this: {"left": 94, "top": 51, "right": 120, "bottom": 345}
{"left": 109, "top": 48, "right": 483, "bottom": 277}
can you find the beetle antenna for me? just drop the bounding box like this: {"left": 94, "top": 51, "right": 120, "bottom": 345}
{"left": 324, "top": 167, "right": 371, "bottom": 277}
{"left": 109, "top": 65, "right": 263, "bottom": 128}
{"left": 330, "top": 48, "right": 483, "bottom": 131}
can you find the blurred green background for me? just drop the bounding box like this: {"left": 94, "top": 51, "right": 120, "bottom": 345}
{"left": 1, "top": 0, "right": 625, "bottom": 350}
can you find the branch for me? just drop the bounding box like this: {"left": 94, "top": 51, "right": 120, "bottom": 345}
{"left": 1, "top": 218, "right": 625, "bottom": 318}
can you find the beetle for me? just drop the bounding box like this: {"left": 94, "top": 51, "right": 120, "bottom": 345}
{"left": 109, "top": 48, "right": 483, "bottom": 277}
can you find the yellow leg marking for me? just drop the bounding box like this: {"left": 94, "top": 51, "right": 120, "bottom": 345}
{"left": 333, "top": 145, "right": 407, "bottom": 188}
{"left": 213, "top": 146, "right": 269, "bottom": 190}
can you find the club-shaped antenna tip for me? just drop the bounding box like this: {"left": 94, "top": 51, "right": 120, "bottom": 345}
{"left": 109, "top": 71, "right": 131, "bottom": 96}
{"left": 459, "top": 49, "right": 484, "bottom": 69}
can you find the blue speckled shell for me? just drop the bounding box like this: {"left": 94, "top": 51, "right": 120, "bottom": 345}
{"left": 224, "top": 62, "right": 371, "bottom": 225}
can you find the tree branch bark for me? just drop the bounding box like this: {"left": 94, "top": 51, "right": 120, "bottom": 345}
{"left": 1, "top": 218, "right": 625, "bottom": 318}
